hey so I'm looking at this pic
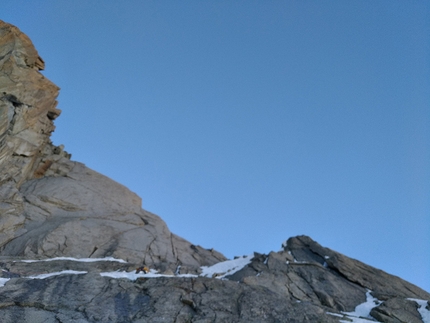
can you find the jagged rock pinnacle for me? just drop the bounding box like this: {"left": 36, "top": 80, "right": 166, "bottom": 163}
{"left": 0, "top": 20, "right": 64, "bottom": 187}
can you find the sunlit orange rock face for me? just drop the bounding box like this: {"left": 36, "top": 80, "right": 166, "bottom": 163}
{"left": 0, "top": 20, "right": 62, "bottom": 186}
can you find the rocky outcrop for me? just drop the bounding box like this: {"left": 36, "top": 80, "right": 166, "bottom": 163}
{"left": 0, "top": 21, "right": 62, "bottom": 186}
{"left": 0, "top": 20, "right": 429, "bottom": 322}
{"left": 0, "top": 236, "right": 429, "bottom": 323}
{"left": 0, "top": 19, "right": 225, "bottom": 273}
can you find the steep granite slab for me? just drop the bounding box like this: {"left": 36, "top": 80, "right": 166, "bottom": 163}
{"left": 0, "top": 20, "right": 225, "bottom": 271}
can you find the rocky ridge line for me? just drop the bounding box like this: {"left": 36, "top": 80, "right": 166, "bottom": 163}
{"left": 1, "top": 236, "right": 429, "bottom": 322}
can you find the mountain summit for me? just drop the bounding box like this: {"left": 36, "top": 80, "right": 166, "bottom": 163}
{"left": 0, "top": 20, "right": 429, "bottom": 323}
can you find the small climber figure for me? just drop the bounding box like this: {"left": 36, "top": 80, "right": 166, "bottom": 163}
{"left": 135, "top": 266, "right": 150, "bottom": 274}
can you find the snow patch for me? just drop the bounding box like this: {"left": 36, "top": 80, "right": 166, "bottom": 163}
{"left": 340, "top": 290, "right": 382, "bottom": 323}
{"left": 5, "top": 255, "right": 253, "bottom": 285}
{"left": 101, "top": 269, "right": 197, "bottom": 280}
{"left": 27, "top": 270, "right": 87, "bottom": 279}
{"left": 0, "top": 278, "right": 10, "bottom": 287}
{"left": 340, "top": 317, "right": 379, "bottom": 323}
{"left": 407, "top": 298, "right": 430, "bottom": 323}
{"left": 200, "top": 255, "right": 252, "bottom": 279}
{"left": 20, "top": 257, "right": 127, "bottom": 263}
{"left": 102, "top": 255, "right": 253, "bottom": 281}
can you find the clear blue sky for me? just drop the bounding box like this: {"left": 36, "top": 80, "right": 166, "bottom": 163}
{"left": 4, "top": 1, "right": 429, "bottom": 292}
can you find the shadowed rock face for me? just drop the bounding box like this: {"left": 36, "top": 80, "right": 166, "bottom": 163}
{"left": 0, "top": 236, "right": 429, "bottom": 323}
{"left": 0, "top": 20, "right": 429, "bottom": 323}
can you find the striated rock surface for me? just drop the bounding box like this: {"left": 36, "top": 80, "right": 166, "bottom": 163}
{"left": 0, "top": 20, "right": 429, "bottom": 323}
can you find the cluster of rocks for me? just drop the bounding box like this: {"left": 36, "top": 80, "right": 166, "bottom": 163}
{"left": 0, "top": 20, "right": 429, "bottom": 322}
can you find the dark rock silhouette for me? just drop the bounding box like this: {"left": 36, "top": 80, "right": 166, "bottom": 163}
{"left": 0, "top": 20, "right": 429, "bottom": 323}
